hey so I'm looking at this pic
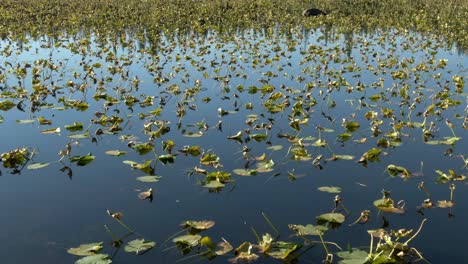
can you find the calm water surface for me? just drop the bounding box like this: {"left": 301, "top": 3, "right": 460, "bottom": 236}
{"left": 0, "top": 28, "right": 466, "bottom": 263}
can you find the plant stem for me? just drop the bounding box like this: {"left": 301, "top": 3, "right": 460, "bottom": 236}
{"left": 115, "top": 218, "right": 135, "bottom": 234}
{"left": 262, "top": 212, "right": 280, "bottom": 237}
{"left": 404, "top": 218, "right": 427, "bottom": 246}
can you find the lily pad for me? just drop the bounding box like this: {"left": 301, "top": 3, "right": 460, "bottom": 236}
{"left": 215, "top": 238, "right": 233, "bottom": 255}
{"left": 0, "top": 100, "right": 16, "bottom": 111}
{"left": 124, "top": 239, "right": 156, "bottom": 255}
{"left": 27, "top": 162, "right": 50, "bottom": 170}
{"left": 266, "top": 241, "right": 300, "bottom": 259}
{"left": 136, "top": 176, "right": 161, "bottom": 182}
{"left": 233, "top": 168, "right": 257, "bottom": 176}
{"left": 70, "top": 154, "right": 95, "bottom": 166}
{"left": 75, "top": 254, "right": 111, "bottom": 264}
{"left": 68, "top": 132, "right": 90, "bottom": 139}
{"left": 317, "top": 213, "right": 346, "bottom": 224}
{"left": 67, "top": 242, "right": 103, "bottom": 256}
{"left": 105, "top": 150, "right": 126, "bottom": 156}
{"left": 173, "top": 234, "right": 202, "bottom": 246}
{"left": 41, "top": 127, "right": 61, "bottom": 134}
{"left": 16, "top": 119, "right": 35, "bottom": 124}
{"left": 182, "top": 220, "right": 215, "bottom": 230}
{"left": 318, "top": 186, "right": 342, "bottom": 193}
{"left": 336, "top": 248, "right": 369, "bottom": 264}
{"left": 288, "top": 224, "right": 328, "bottom": 236}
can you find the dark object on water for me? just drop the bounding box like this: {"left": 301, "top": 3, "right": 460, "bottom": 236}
{"left": 303, "top": 8, "right": 327, "bottom": 17}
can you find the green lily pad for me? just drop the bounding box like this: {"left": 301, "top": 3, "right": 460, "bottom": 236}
{"left": 67, "top": 242, "right": 103, "bottom": 256}
{"left": 173, "top": 234, "right": 201, "bottom": 246}
{"left": 158, "top": 154, "right": 175, "bottom": 164}
{"left": 317, "top": 213, "right": 345, "bottom": 224}
{"left": 41, "top": 127, "right": 61, "bottom": 134}
{"left": 136, "top": 176, "right": 161, "bottom": 182}
{"left": 203, "top": 180, "right": 225, "bottom": 188}
{"left": 289, "top": 224, "right": 328, "bottom": 236}
{"left": 124, "top": 239, "right": 156, "bottom": 255}
{"left": 182, "top": 220, "right": 215, "bottom": 230}
{"left": 27, "top": 162, "right": 50, "bottom": 170}
{"left": 233, "top": 168, "right": 257, "bottom": 176}
{"left": 65, "top": 122, "right": 84, "bottom": 132}
{"left": 256, "top": 159, "right": 275, "bottom": 173}
{"left": 75, "top": 254, "right": 111, "bottom": 264}
{"left": 68, "top": 132, "right": 90, "bottom": 139}
{"left": 318, "top": 186, "right": 342, "bottom": 193}
{"left": 105, "top": 150, "right": 126, "bottom": 156}
{"left": 70, "top": 154, "right": 95, "bottom": 166}
{"left": 0, "top": 100, "right": 16, "bottom": 111}
{"left": 387, "top": 164, "right": 411, "bottom": 178}
{"left": 426, "top": 137, "right": 461, "bottom": 145}
{"left": 266, "top": 241, "right": 300, "bottom": 259}
{"left": 16, "top": 119, "right": 35, "bottom": 124}
{"left": 336, "top": 248, "right": 369, "bottom": 264}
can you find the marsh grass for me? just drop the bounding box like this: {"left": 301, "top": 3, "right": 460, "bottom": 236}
{"left": 0, "top": 0, "right": 467, "bottom": 48}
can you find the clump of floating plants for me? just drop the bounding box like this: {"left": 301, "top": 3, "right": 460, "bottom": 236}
{"left": 0, "top": 0, "right": 466, "bottom": 49}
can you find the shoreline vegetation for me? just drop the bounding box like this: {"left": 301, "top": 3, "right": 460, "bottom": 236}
{"left": 0, "top": 0, "right": 467, "bottom": 49}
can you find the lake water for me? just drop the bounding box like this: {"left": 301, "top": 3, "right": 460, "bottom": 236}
{"left": 0, "top": 28, "right": 466, "bottom": 263}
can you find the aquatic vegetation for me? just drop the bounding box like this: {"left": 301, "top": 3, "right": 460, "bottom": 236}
{"left": 0, "top": 0, "right": 466, "bottom": 263}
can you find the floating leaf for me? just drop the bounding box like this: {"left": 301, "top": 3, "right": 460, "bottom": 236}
{"left": 184, "top": 131, "right": 203, "bottom": 137}
{"left": 256, "top": 159, "right": 274, "bottom": 173}
{"left": 27, "top": 162, "right": 50, "bottom": 170}
{"left": 75, "top": 254, "right": 111, "bottom": 264}
{"left": 136, "top": 176, "right": 161, "bottom": 183}
{"left": 345, "top": 121, "right": 360, "bottom": 132}
{"left": 267, "top": 145, "right": 283, "bottom": 151}
{"left": 336, "top": 248, "right": 368, "bottom": 264}
{"left": 266, "top": 241, "right": 300, "bottom": 260}
{"left": 158, "top": 154, "right": 175, "bottom": 164}
{"left": 123, "top": 160, "right": 153, "bottom": 173}
{"left": 250, "top": 133, "right": 267, "bottom": 142}
{"left": 132, "top": 142, "right": 153, "bottom": 155}
{"left": 203, "top": 180, "right": 225, "bottom": 188}
{"left": 426, "top": 137, "right": 461, "bottom": 145}
{"left": 227, "top": 131, "right": 242, "bottom": 140}
{"left": 215, "top": 238, "right": 233, "bottom": 255}
{"left": 105, "top": 150, "right": 126, "bottom": 156}
{"left": 288, "top": 224, "right": 328, "bottom": 236}
{"left": 16, "top": 119, "right": 35, "bottom": 124}
{"left": 373, "top": 198, "right": 405, "bottom": 213}
{"left": 68, "top": 132, "right": 90, "bottom": 139}
{"left": 67, "top": 242, "right": 103, "bottom": 256}
{"left": 70, "top": 154, "right": 95, "bottom": 166}
{"left": 311, "top": 139, "right": 327, "bottom": 147}
{"left": 330, "top": 155, "right": 355, "bottom": 161}
{"left": 182, "top": 220, "right": 215, "bottom": 230}
{"left": 437, "top": 200, "right": 455, "bottom": 208}
{"left": 233, "top": 169, "right": 257, "bottom": 176}
{"left": 138, "top": 188, "right": 153, "bottom": 200}
{"left": 387, "top": 164, "right": 411, "bottom": 178}
{"left": 230, "top": 242, "right": 258, "bottom": 263}
{"left": 41, "top": 127, "right": 61, "bottom": 134}
{"left": 0, "top": 100, "right": 16, "bottom": 111}
{"left": 318, "top": 186, "right": 342, "bottom": 193}
{"left": 317, "top": 213, "right": 345, "bottom": 224}
{"left": 173, "top": 234, "right": 201, "bottom": 246}
{"left": 358, "top": 148, "right": 381, "bottom": 164}
{"left": 124, "top": 239, "right": 156, "bottom": 255}
{"left": 435, "top": 169, "right": 466, "bottom": 184}
{"left": 65, "top": 122, "right": 84, "bottom": 132}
